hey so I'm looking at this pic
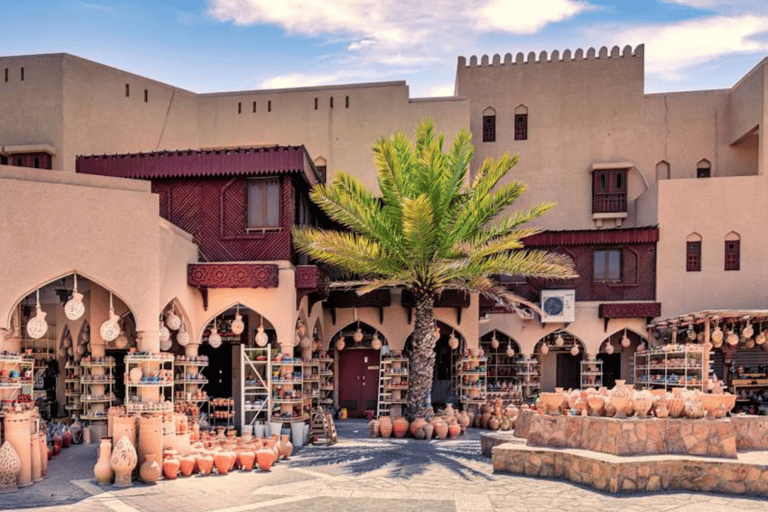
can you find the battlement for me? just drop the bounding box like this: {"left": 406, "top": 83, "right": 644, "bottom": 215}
{"left": 458, "top": 44, "right": 644, "bottom": 68}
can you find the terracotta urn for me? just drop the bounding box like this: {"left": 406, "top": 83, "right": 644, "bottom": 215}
{"left": 368, "top": 420, "right": 380, "bottom": 437}
{"left": 138, "top": 415, "right": 163, "bottom": 478}
{"left": 256, "top": 446, "right": 275, "bottom": 471}
{"left": 239, "top": 450, "right": 255, "bottom": 471}
{"left": 410, "top": 418, "right": 426, "bottom": 437}
{"left": 4, "top": 410, "right": 32, "bottom": 487}
{"left": 668, "top": 389, "right": 685, "bottom": 418}
{"left": 700, "top": 393, "right": 720, "bottom": 419}
{"left": 197, "top": 454, "right": 213, "bottom": 475}
{"left": 434, "top": 420, "right": 448, "bottom": 439}
{"left": 140, "top": 454, "right": 161, "bottom": 484}
{"left": 392, "top": 417, "right": 409, "bottom": 438}
{"left": 280, "top": 435, "right": 293, "bottom": 459}
{"left": 110, "top": 435, "right": 138, "bottom": 487}
{"left": 227, "top": 451, "right": 237, "bottom": 472}
{"left": 481, "top": 412, "right": 492, "bottom": 428}
{"left": 0, "top": 442, "right": 20, "bottom": 493}
{"left": 457, "top": 412, "right": 470, "bottom": 432}
{"left": 379, "top": 418, "right": 393, "bottom": 438}
{"left": 448, "top": 422, "right": 462, "bottom": 438}
{"left": 655, "top": 402, "right": 669, "bottom": 418}
{"left": 608, "top": 380, "right": 632, "bottom": 419}
{"left": 632, "top": 390, "right": 653, "bottom": 418}
{"left": 162, "top": 457, "right": 180, "bottom": 480}
{"left": 94, "top": 438, "right": 113, "bottom": 485}
{"left": 683, "top": 398, "right": 704, "bottom": 419}
{"left": 178, "top": 455, "right": 195, "bottom": 477}
{"left": 213, "top": 452, "right": 229, "bottom": 474}
{"left": 423, "top": 422, "right": 434, "bottom": 440}
{"left": 586, "top": 394, "right": 605, "bottom": 416}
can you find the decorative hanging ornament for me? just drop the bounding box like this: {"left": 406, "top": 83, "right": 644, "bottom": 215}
{"left": 743, "top": 323, "right": 754, "bottom": 339}
{"left": 353, "top": 325, "right": 364, "bottom": 343}
{"left": 335, "top": 336, "right": 346, "bottom": 351}
{"left": 745, "top": 338, "right": 756, "bottom": 349}
{"left": 711, "top": 325, "right": 723, "bottom": 346}
{"left": 100, "top": 292, "right": 120, "bottom": 342}
{"left": 540, "top": 343, "right": 549, "bottom": 355}
{"left": 64, "top": 273, "right": 85, "bottom": 321}
{"left": 687, "top": 325, "right": 697, "bottom": 341}
{"left": 726, "top": 329, "right": 739, "bottom": 346}
{"left": 621, "top": 330, "right": 631, "bottom": 348}
{"left": 160, "top": 335, "right": 172, "bottom": 351}
{"left": 570, "top": 345, "right": 580, "bottom": 357}
{"left": 158, "top": 321, "right": 171, "bottom": 344}
{"left": 300, "top": 336, "right": 311, "bottom": 349}
{"left": 177, "top": 324, "right": 190, "bottom": 347}
{"left": 297, "top": 321, "right": 306, "bottom": 337}
{"left": 209, "top": 319, "right": 223, "bottom": 348}
{"left": 448, "top": 332, "right": 459, "bottom": 350}
{"left": 165, "top": 309, "right": 181, "bottom": 331}
{"left": 756, "top": 332, "right": 766, "bottom": 345}
{"left": 605, "top": 342, "right": 615, "bottom": 355}
{"left": 371, "top": 333, "right": 382, "bottom": 350}
{"left": 26, "top": 290, "right": 48, "bottom": 339}
{"left": 114, "top": 324, "right": 129, "bottom": 349}
{"left": 491, "top": 335, "right": 499, "bottom": 350}
{"left": 255, "top": 317, "right": 268, "bottom": 347}
{"left": 231, "top": 305, "right": 244, "bottom": 335}
{"left": 555, "top": 334, "right": 564, "bottom": 347}
{"left": 505, "top": 343, "right": 515, "bottom": 358}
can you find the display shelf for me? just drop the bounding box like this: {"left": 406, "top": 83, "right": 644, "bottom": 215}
{"left": 0, "top": 353, "right": 23, "bottom": 401}
{"left": 80, "top": 357, "right": 116, "bottom": 421}
{"left": 173, "top": 355, "right": 208, "bottom": 407}
{"left": 454, "top": 354, "right": 488, "bottom": 409}
{"left": 580, "top": 358, "right": 603, "bottom": 388}
{"left": 124, "top": 353, "right": 174, "bottom": 404}
{"left": 210, "top": 397, "right": 235, "bottom": 428}
{"left": 377, "top": 355, "right": 409, "bottom": 417}
{"left": 271, "top": 353, "right": 307, "bottom": 422}
{"left": 303, "top": 360, "right": 322, "bottom": 408}
{"left": 241, "top": 346, "right": 272, "bottom": 431}
{"left": 634, "top": 344, "right": 711, "bottom": 391}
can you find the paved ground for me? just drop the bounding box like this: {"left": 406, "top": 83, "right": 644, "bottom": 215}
{"left": 1, "top": 420, "right": 767, "bottom": 511}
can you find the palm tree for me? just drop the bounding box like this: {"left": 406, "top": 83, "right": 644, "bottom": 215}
{"left": 293, "top": 119, "right": 576, "bottom": 418}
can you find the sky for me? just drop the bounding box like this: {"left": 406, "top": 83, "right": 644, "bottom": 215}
{"left": 2, "top": 0, "right": 768, "bottom": 97}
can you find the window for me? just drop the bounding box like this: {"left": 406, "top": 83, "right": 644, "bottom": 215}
{"left": 482, "top": 107, "right": 496, "bottom": 142}
{"left": 33, "top": 157, "right": 40, "bottom": 169}
{"left": 125, "top": 84, "right": 130, "bottom": 97}
{"left": 686, "top": 241, "right": 701, "bottom": 272}
{"left": 314, "top": 97, "right": 318, "bottom": 110}
{"left": 593, "top": 168, "right": 628, "bottom": 213}
{"left": 267, "top": 100, "right": 271, "bottom": 112}
{"left": 514, "top": 105, "right": 528, "bottom": 140}
{"left": 697, "top": 159, "right": 711, "bottom": 178}
{"left": 144, "top": 89, "right": 148, "bottom": 102}
{"left": 252, "top": 101, "right": 257, "bottom": 113}
{"left": 20, "top": 67, "right": 24, "bottom": 81}
{"left": 724, "top": 234, "right": 740, "bottom": 271}
{"left": 655, "top": 160, "right": 670, "bottom": 180}
{"left": 345, "top": 96, "right": 349, "bottom": 108}
{"left": 247, "top": 178, "right": 281, "bottom": 228}
{"left": 3, "top": 68, "right": 7, "bottom": 82}
{"left": 238, "top": 102, "right": 242, "bottom": 114}
{"left": 594, "top": 249, "right": 622, "bottom": 282}
{"left": 313, "top": 156, "right": 327, "bottom": 181}
{"left": 330, "top": 97, "right": 334, "bottom": 109}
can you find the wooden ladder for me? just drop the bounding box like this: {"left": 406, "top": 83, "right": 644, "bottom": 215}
{"left": 309, "top": 407, "right": 338, "bottom": 445}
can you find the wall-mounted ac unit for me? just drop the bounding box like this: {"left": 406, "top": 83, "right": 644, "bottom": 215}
{"left": 540, "top": 290, "right": 575, "bottom": 323}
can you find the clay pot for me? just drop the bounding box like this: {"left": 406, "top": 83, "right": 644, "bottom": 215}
{"left": 499, "top": 417, "right": 512, "bottom": 431}
{"left": 448, "top": 423, "right": 461, "bottom": 438}
{"left": 256, "top": 447, "right": 275, "bottom": 471}
{"left": 481, "top": 413, "right": 492, "bottom": 429}
{"left": 586, "top": 394, "right": 605, "bottom": 416}
{"left": 457, "top": 412, "right": 470, "bottom": 432}
{"left": 110, "top": 435, "right": 138, "bottom": 487}
{"left": 138, "top": 415, "right": 163, "bottom": 478}
{"left": 409, "top": 418, "right": 426, "bottom": 437}
{"left": 178, "top": 455, "right": 195, "bottom": 477}
{"left": 423, "top": 423, "right": 434, "bottom": 440}
{"left": 608, "top": 380, "right": 632, "bottom": 419}
{"left": 655, "top": 402, "right": 669, "bottom": 418}
{"left": 112, "top": 414, "right": 137, "bottom": 448}
{"left": 162, "top": 457, "right": 180, "bottom": 480}
{"left": 227, "top": 451, "right": 236, "bottom": 472}
{"left": 488, "top": 417, "right": 499, "bottom": 431}
{"left": 379, "top": 419, "right": 393, "bottom": 438}
{"left": 280, "top": 435, "right": 293, "bottom": 459}
{"left": 140, "top": 454, "right": 161, "bottom": 484}
{"left": 684, "top": 399, "right": 704, "bottom": 419}
{"left": 632, "top": 390, "right": 653, "bottom": 418}
{"left": 4, "top": 411, "right": 32, "bottom": 487}
{"left": 0, "top": 442, "right": 21, "bottom": 493}
{"left": 434, "top": 421, "right": 448, "bottom": 439}
{"left": 39, "top": 433, "right": 47, "bottom": 479}
{"left": 668, "top": 389, "right": 685, "bottom": 418}
{"left": 62, "top": 429, "right": 73, "bottom": 449}
{"left": 368, "top": 420, "right": 380, "bottom": 437}
{"left": 31, "top": 432, "right": 42, "bottom": 483}
{"left": 392, "top": 417, "right": 409, "bottom": 438}
{"left": 197, "top": 454, "right": 213, "bottom": 475}
{"left": 239, "top": 450, "right": 255, "bottom": 471}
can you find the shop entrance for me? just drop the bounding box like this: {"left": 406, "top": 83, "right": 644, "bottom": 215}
{"left": 338, "top": 348, "right": 379, "bottom": 418}
{"left": 556, "top": 352, "right": 582, "bottom": 389}
{"left": 598, "top": 353, "right": 621, "bottom": 388}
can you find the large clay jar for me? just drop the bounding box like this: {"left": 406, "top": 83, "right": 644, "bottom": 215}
{"left": 668, "top": 389, "right": 685, "bottom": 418}
{"left": 140, "top": 454, "right": 161, "bottom": 484}
{"left": 457, "top": 412, "right": 470, "bottom": 432}
{"left": 214, "top": 452, "right": 230, "bottom": 475}
{"left": 481, "top": 412, "right": 492, "bottom": 429}
{"left": 113, "top": 414, "right": 137, "bottom": 448}
{"left": 609, "top": 380, "right": 632, "bottom": 419}
{"left": 655, "top": 402, "right": 669, "bottom": 418}
{"left": 239, "top": 450, "right": 255, "bottom": 471}
{"left": 0, "top": 442, "right": 21, "bottom": 493}
{"left": 162, "top": 457, "right": 180, "bottom": 480}
{"left": 256, "top": 446, "right": 275, "bottom": 471}
{"left": 392, "top": 417, "right": 409, "bottom": 438}
{"left": 700, "top": 393, "right": 720, "bottom": 419}
{"left": 368, "top": 420, "right": 380, "bottom": 438}
{"left": 110, "top": 435, "right": 138, "bottom": 487}
{"left": 487, "top": 417, "right": 499, "bottom": 431}
{"left": 632, "top": 390, "right": 653, "bottom": 418}
{"left": 448, "top": 422, "right": 462, "bottom": 438}
{"left": 684, "top": 399, "right": 704, "bottom": 419}
{"left": 410, "top": 418, "right": 426, "bottom": 437}
{"left": 197, "top": 454, "right": 213, "bottom": 475}
{"left": 138, "top": 415, "right": 163, "bottom": 477}
{"left": 178, "top": 455, "right": 195, "bottom": 477}
{"left": 280, "top": 435, "right": 293, "bottom": 459}
{"left": 586, "top": 394, "right": 605, "bottom": 416}
{"left": 30, "top": 432, "right": 42, "bottom": 483}
{"left": 434, "top": 420, "right": 448, "bottom": 439}
{"left": 94, "top": 438, "right": 113, "bottom": 484}
{"left": 4, "top": 411, "right": 32, "bottom": 487}
{"left": 379, "top": 418, "right": 393, "bottom": 438}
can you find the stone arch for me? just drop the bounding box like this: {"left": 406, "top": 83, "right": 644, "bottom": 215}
{"left": 480, "top": 329, "right": 521, "bottom": 353}
{"left": 686, "top": 232, "right": 702, "bottom": 242}
{"left": 329, "top": 320, "right": 387, "bottom": 350}
{"left": 197, "top": 302, "right": 277, "bottom": 349}
{"left": 655, "top": 160, "right": 670, "bottom": 180}
{"left": 725, "top": 230, "right": 740, "bottom": 241}
{"left": 482, "top": 106, "right": 496, "bottom": 116}
{"left": 514, "top": 104, "right": 528, "bottom": 115}
{"left": 534, "top": 330, "right": 585, "bottom": 354}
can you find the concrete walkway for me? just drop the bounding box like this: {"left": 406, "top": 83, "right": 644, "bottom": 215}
{"left": 1, "top": 420, "right": 766, "bottom": 511}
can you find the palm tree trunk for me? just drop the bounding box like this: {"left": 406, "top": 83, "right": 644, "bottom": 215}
{"left": 406, "top": 292, "right": 435, "bottom": 419}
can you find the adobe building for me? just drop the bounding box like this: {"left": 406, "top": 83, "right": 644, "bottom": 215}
{"left": 0, "top": 44, "right": 766, "bottom": 422}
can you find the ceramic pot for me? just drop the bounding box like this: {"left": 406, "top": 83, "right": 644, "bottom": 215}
{"left": 0, "top": 442, "right": 21, "bottom": 493}
{"left": 162, "top": 457, "right": 180, "bottom": 480}
{"left": 434, "top": 421, "right": 448, "bottom": 439}
{"left": 197, "top": 454, "right": 213, "bottom": 475}
{"left": 239, "top": 450, "right": 255, "bottom": 471}
{"left": 410, "top": 418, "right": 426, "bottom": 437}
{"left": 487, "top": 417, "right": 499, "bottom": 431}
{"left": 368, "top": 420, "right": 380, "bottom": 438}
{"left": 94, "top": 438, "right": 114, "bottom": 485}
{"left": 256, "top": 447, "right": 275, "bottom": 471}
{"left": 178, "top": 455, "right": 195, "bottom": 477}
{"left": 655, "top": 402, "right": 669, "bottom": 418}
{"left": 379, "top": 418, "right": 393, "bottom": 438}
{"left": 700, "top": 393, "right": 720, "bottom": 419}
{"left": 280, "top": 435, "right": 293, "bottom": 459}
{"left": 138, "top": 415, "right": 163, "bottom": 477}
{"left": 214, "top": 452, "right": 230, "bottom": 475}
{"left": 110, "top": 435, "right": 138, "bottom": 487}
{"left": 608, "top": 380, "right": 632, "bottom": 419}
{"left": 423, "top": 422, "right": 434, "bottom": 440}
{"left": 392, "top": 417, "right": 409, "bottom": 438}
{"left": 113, "top": 415, "right": 137, "bottom": 448}
{"left": 140, "top": 454, "right": 161, "bottom": 484}
{"left": 632, "top": 390, "right": 653, "bottom": 418}
{"left": 668, "top": 389, "right": 685, "bottom": 418}
{"left": 3, "top": 411, "right": 32, "bottom": 487}
{"left": 448, "top": 423, "right": 462, "bottom": 438}
{"left": 30, "top": 432, "right": 42, "bottom": 483}
{"left": 457, "top": 412, "right": 470, "bottom": 432}
{"left": 684, "top": 399, "right": 704, "bottom": 419}
{"left": 586, "top": 394, "right": 605, "bottom": 416}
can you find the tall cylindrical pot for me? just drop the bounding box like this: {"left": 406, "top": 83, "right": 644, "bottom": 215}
{"left": 138, "top": 415, "right": 163, "bottom": 472}
{"left": 3, "top": 411, "right": 32, "bottom": 487}
{"left": 30, "top": 432, "right": 42, "bottom": 483}
{"left": 112, "top": 414, "right": 137, "bottom": 448}
{"left": 291, "top": 422, "right": 304, "bottom": 447}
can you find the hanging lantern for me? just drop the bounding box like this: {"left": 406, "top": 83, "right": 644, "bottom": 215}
{"left": 605, "top": 342, "right": 615, "bottom": 355}
{"left": 114, "top": 325, "right": 129, "bottom": 349}
{"left": 621, "top": 330, "right": 631, "bottom": 348}
{"left": 165, "top": 310, "right": 181, "bottom": 331}
{"left": 505, "top": 343, "right": 515, "bottom": 358}
{"left": 26, "top": 290, "right": 48, "bottom": 340}
{"left": 555, "top": 334, "right": 564, "bottom": 347}
{"left": 371, "top": 333, "right": 382, "bottom": 350}
{"left": 160, "top": 335, "right": 173, "bottom": 351}
{"left": 255, "top": 317, "right": 268, "bottom": 347}
{"left": 491, "top": 335, "right": 499, "bottom": 350}
{"left": 540, "top": 343, "right": 549, "bottom": 355}
{"left": 100, "top": 292, "right": 120, "bottom": 342}
{"left": 64, "top": 273, "right": 85, "bottom": 321}
{"left": 177, "top": 325, "right": 190, "bottom": 347}
{"left": 478, "top": 345, "right": 485, "bottom": 357}
{"left": 570, "top": 345, "right": 580, "bottom": 357}
{"left": 297, "top": 321, "right": 306, "bottom": 337}
{"left": 335, "top": 336, "right": 346, "bottom": 351}
{"left": 294, "top": 332, "right": 301, "bottom": 347}
{"left": 687, "top": 325, "right": 696, "bottom": 341}
{"left": 745, "top": 338, "right": 756, "bottom": 349}
{"left": 159, "top": 321, "right": 170, "bottom": 344}
{"left": 711, "top": 325, "right": 723, "bottom": 346}
{"left": 231, "top": 305, "right": 244, "bottom": 335}
{"left": 756, "top": 332, "right": 766, "bottom": 345}
{"left": 743, "top": 323, "right": 754, "bottom": 339}
{"left": 353, "top": 326, "right": 364, "bottom": 343}
{"left": 300, "top": 336, "right": 311, "bottom": 349}
{"left": 726, "top": 329, "right": 739, "bottom": 346}
{"left": 448, "top": 331, "right": 459, "bottom": 350}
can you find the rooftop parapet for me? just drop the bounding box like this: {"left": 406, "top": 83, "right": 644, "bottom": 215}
{"left": 458, "top": 44, "right": 644, "bottom": 68}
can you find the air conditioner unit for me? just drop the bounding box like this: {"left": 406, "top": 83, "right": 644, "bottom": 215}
{"left": 540, "top": 290, "right": 575, "bottom": 323}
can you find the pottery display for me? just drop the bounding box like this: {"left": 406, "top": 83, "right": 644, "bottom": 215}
{"left": 256, "top": 446, "right": 275, "bottom": 471}
{"left": 608, "top": 380, "right": 632, "bottom": 419}
{"left": 668, "top": 389, "right": 686, "bottom": 418}
{"left": 162, "top": 457, "right": 180, "bottom": 480}
{"left": 197, "top": 454, "right": 213, "bottom": 475}
{"left": 4, "top": 411, "right": 32, "bottom": 487}
{"left": 392, "top": 417, "right": 409, "bottom": 438}
{"left": 448, "top": 422, "right": 462, "bottom": 438}
{"left": 140, "top": 454, "right": 161, "bottom": 484}
{"left": 239, "top": 450, "right": 255, "bottom": 471}
{"left": 379, "top": 417, "right": 393, "bottom": 438}
{"left": 110, "top": 435, "right": 138, "bottom": 487}
{"left": 586, "top": 394, "right": 605, "bottom": 416}
{"left": 684, "top": 398, "right": 705, "bottom": 419}
{"left": 632, "top": 390, "right": 653, "bottom": 418}
{"left": 138, "top": 415, "right": 163, "bottom": 476}
{"left": 434, "top": 420, "right": 448, "bottom": 439}
{"left": 410, "top": 418, "right": 426, "bottom": 437}
{"left": 214, "top": 452, "right": 230, "bottom": 475}
{"left": 0, "top": 442, "right": 21, "bottom": 493}
{"left": 178, "top": 455, "right": 195, "bottom": 477}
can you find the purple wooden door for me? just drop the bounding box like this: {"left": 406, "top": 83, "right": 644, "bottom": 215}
{"left": 338, "top": 349, "right": 380, "bottom": 418}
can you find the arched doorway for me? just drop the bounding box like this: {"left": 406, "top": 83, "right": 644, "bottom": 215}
{"left": 332, "top": 322, "right": 385, "bottom": 418}
{"left": 599, "top": 329, "right": 646, "bottom": 388}
{"left": 404, "top": 321, "right": 464, "bottom": 410}
{"left": 535, "top": 331, "right": 585, "bottom": 391}
{"left": 480, "top": 330, "right": 523, "bottom": 403}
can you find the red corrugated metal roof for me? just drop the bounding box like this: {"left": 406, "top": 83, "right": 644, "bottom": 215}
{"left": 523, "top": 227, "right": 658, "bottom": 247}
{"left": 76, "top": 146, "right": 321, "bottom": 185}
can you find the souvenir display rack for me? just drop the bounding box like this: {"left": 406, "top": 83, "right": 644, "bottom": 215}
{"left": 241, "top": 346, "right": 271, "bottom": 431}
{"left": 303, "top": 360, "right": 321, "bottom": 407}
{"left": 318, "top": 355, "right": 334, "bottom": 407}
{"left": 80, "top": 356, "right": 115, "bottom": 421}
{"left": 634, "top": 344, "right": 710, "bottom": 390}
{"left": 174, "top": 355, "right": 209, "bottom": 403}
{"left": 20, "top": 324, "right": 55, "bottom": 369}
{"left": 377, "top": 355, "right": 409, "bottom": 417}
{"left": 580, "top": 358, "right": 603, "bottom": 388}
{"left": 0, "top": 353, "right": 24, "bottom": 408}
{"left": 124, "top": 353, "right": 174, "bottom": 409}
{"left": 454, "top": 354, "right": 488, "bottom": 409}
{"left": 271, "top": 353, "right": 307, "bottom": 422}
{"left": 513, "top": 357, "right": 541, "bottom": 401}
{"left": 64, "top": 361, "right": 82, "bottom": 414}
{"left": 210, "top": 397, "right": 235, "bottom": 428}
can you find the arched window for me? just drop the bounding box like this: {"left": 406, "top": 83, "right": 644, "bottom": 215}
{"left": 686, "top": 233, "right": 702, "bottom": 272}
{"left": 482, "top": 107, "right": 496, "bottom": 142}
{"left": 655, "top": 160, "right": 670, "bottom": 180}
{"left": 314, "top": 156, "right": 327, "bottom": 180}
{"left": 514, "top": 105, "right": 528, "bottom": 140}
{"left": 724, "top": 231, "right": 740, "bottom": 271}
{"left": 697, "top": 159, "right": 711, "bottom": 178}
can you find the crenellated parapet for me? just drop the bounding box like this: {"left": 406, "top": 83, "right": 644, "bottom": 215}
{"left": 457, "top": 44, "right": 644, "bottom": 68}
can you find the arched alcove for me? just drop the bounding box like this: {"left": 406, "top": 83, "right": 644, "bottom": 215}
{"left": 696, "top": 158, "right": 711, "bottom": 178}
{"left": 598, "top": 328, "right": 647, "bottom": 387}
{"left": 535, "top": 331, "right": 585, "bottom": 391}
{"left": 655, "top": 160, "right": 670, "bottom": 180}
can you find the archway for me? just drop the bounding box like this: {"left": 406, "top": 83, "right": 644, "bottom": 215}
{"left": 534, "top": 331, "right": 585, "bottom": 391}
{"left": 480, "top": 330, "right": 523, "bottom": 402}
{"left": 331, "top": 321, "right": 387, "bottom": 418}
{"left": 599, "top": 329, "right": 646, "bottom": 388}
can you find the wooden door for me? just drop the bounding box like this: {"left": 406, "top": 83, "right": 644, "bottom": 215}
{"left": 338, "top": 349, "right": 380, "bottom": 418}
{"left": 556, "top": 352, "right": 582, "bottom": 390}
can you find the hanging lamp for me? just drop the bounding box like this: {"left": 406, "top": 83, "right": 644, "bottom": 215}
{"left": 448, "top": 331, "right": 459, "bottom": 350}
{"left": 100, "top": 292, "right": 120, "bottom": 342}
{"left": 231, "top": 304, "right": 244, "bottom": 335}
{"left": 621, "top": 329, "right": 631, "bottom": 348}
{"left": 26, "top": 289, "right": 48, "bottom": 339}
{"left": 371, "top": 332, "right": 382, "bottom": 350}
{"left": 158, "top": 318, "right": 171, "bottom": 344}
{"left": 209, "top": 318, "right": 223, "bottom": 348}
{"left": 570, "top": 344, "right": 580, "bottom": 357}
{"left": 505, "top": 343, "right": 515, "bottom": 358}
{"left": 555, "top": 333, "right": 564, "bottom": 347}
{"left": 335, "top": 336, "right": 346, "bottom": 351}
{"left": 177, "top": 322, "right": 190, "bottom": 346}
{"left": 540, "top": 343, "right": 549, "bottom": 355}
{"left": 165, "top": 307, "right": 181, "bottom": 331}
{"left": 491, "top": 334, "right": 499, "bottom": 350}
{"left": 743, "top": 322, "right": 754, "bottom": 339}
{"left": 254, "top": 315, "right": 268, "bottom": 347}
{"left": 711, "top": 323, "right": 724, "bottom": 347}
{"left": 605, "top": 341, "right": 615, "bottom": 355}
{"left": 64, "top": 273, "right": 85, "bottom": 321}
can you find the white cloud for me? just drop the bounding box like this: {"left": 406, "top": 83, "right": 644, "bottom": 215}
{"left": 611, "top": 15, "right": 768, "bottom": 79}
{"left": 258, "top": 73, "right": 344, "bottom": 89}
{"left": 479, "top": 0, "right": 591, "bottom": 35}
{"left": 423, "top": 84, "right": 456, "bottom": 97}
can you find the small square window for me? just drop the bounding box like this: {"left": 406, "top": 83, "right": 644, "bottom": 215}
{"left": 686, "top": 241, "right": 701, "bottom": 272}
{"left": 594, "top": 249, "right": 621, "bottom": 282}
{"left": 247, "top": 178, "right": 281, "bottom": 228}
{"left": 482, "top": 115, "right": 495, "bottom": 142}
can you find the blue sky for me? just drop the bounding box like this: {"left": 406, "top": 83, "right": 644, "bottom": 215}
{"left": 2, "top": 0, "right": 768, "bottom": 97}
